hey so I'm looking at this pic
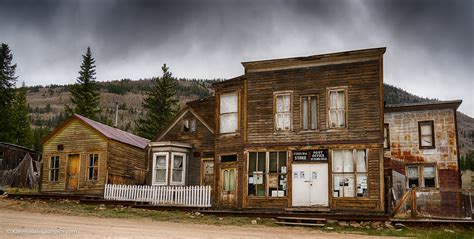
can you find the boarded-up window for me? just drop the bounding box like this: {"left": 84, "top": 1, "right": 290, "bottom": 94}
{"left": 332, "top": 149, "right": 368, "bottom": 198}
{"left": 219, "top": 93, "right": 238, "bottom": 133}
{"left": 154, "top": 154, "right": 168, "bottom": 185}
{"left": 88, "top": 154, "right": 99, "bottom": 181}
{"left": 248, "top": 151, "right": 287, "bottom": 197}
{"left": 384, "top": 124, "right": 390, "bottom": 149}
{"left": 419, "top": 121, "right": 435, "bottom": 149}
{"left": 171, "top": 153, "right": 185, "bottom": 185}
{"left": 183, "top": 119, "right": 196, "bottom": 133}
{"left": 49, "top": 156, "right": 59, "bottom": 182}
{"left": 328, "top": 89, "right": 346, "bottom": 128}
{"left": 407, "top": 165, "right": 419, "bottom": 187}
{"left": 275, "top": 93, "right": 291, "bottom": 130}
{"left": 301, "top": 95, "right": 318, "bottom": 130}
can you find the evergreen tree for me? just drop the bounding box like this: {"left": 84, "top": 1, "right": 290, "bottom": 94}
{"left": 12, "top": 82, "right": 33, "bottom": 147}
{"left": 136, "top": 64, "right": 179, "bottom": 139}
{"left": 66, "top": 47, "right": 100, "bottom": 119}
{"left": 0, "top": 43, "right": 18, "bottom": 143}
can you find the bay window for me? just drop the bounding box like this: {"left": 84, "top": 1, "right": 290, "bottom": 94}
{"left": 171, "top": 153, "right": 186, "bottom": 185}
{"left": 153, "top": 153, "right": 168, "bottom": 185}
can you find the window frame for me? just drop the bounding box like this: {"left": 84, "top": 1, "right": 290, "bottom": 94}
{"left": 418, "top": 120, "right": 435, "bottom": 149}
{"left": 152, "top": 152, "right": 169, "bottom": 186}
{"left": 182, "top": 118, "right": 197, "bottom": 133}
{"left": 331, "top": 149, "right": 369, "bottom": 198}
{"left": 273, "top": 91, "right": 293, "bottom": 131}
{"left": 170, "top": 152, "right": 186, "bottom": 186}
{"left": 405, "top": 164, "right": 437, "bottom": 188}
{"left": 247, "top": 151, "right": 288, "bottom": 198}
{"left": 219, "top": 91, "right": 239, "bottom": 134}
{"left": 300, "top": 94, "right": 319, "bottom": 131}
{"left": 87, "top": 153, "right": 99, "bottom": 181}
{"left": 384, "top": 123, "right": 390, "bottom": 150}
{"left": 49, "top": 155, "right": 60, "bottom": 182}
{"left": 327, "top": 87, "right": 348, "bottom": 129}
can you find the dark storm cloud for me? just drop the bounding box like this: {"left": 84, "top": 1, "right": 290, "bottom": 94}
{"left": 0, "top": 0, "right": 472, "bottom": 115}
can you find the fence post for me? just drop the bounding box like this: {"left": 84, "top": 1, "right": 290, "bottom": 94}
{"left": 411, "top": 186, "right": 417, "bottom": 218}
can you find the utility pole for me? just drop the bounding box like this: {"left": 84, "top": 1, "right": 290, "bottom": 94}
{"left": 114, "top": 102, "right": 119, "bottom": 127}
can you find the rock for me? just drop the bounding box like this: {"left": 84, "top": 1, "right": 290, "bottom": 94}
{"left": 372, "top": 221, "right": 382, "bottom": 228}
{"left": 338, "top": 221, "right": 349, "bottom": 227}
{"left": 365, "top": 226, "right": 371, "bottom": 230}
{"left": 396, "top": 229, "right": 403, "bottom": 232}
{"left": 326, "top": 219, "right": 338, "bottom": 224}
{"left": 350, "top": 222, "right": 361, "bottom": 228}
{"left": 218, "top": 217, "right": 224, "bottom": 221}
{"left": 98, "top": 204, "right": 106, "bottom": 210}
{"left": 251, "top": 220, "right": 257, "bottom": 225}
{"left": 443, "top": 229, "right": 455, "bottom": 233}
{"left": 194, "top": 212, "right": 201, "bottom": 216}
{"left": 190, "top": 216, "right": 196, "bottom": 219}
{"left": 394, "top": 223, "right": 406, "bottom": 229}
{"left": 256, "top": 217, "right": 261, "bottom": 221}
{"left": 325, "top": 227, "right": 334, "bottom": 230}
{"left": 384, "top": 221, "right": 395, "bottom": 229}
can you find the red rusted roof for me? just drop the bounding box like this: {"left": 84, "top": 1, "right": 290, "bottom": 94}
{"left": 75, "top": 114, "right": 149, "bottom": 149}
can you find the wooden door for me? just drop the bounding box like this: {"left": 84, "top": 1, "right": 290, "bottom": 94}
{"left": 201, "top": 159, "right": 214, "bottom": 189}
{"left": 66, "top": 154, "right": 80, "bottom": 191}
{"left": 220, "top": 168, "right": 237, "bottom": 207}
{"left": 292, "top": 163, "right": 328, "bottom": 207}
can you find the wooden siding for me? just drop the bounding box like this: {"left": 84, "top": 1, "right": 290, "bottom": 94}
{"left": 41, "top": 119, "right": 108, "bottom": 194}
{"left": 245, "top": 60, "right": 383, "bottom": 145}
{"left": 107, "top": 139, "right": 147, "bottom": 185}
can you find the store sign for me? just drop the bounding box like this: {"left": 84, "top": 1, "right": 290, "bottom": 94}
{"left": 293, "top": 149, "right": 328, "bottom": 161}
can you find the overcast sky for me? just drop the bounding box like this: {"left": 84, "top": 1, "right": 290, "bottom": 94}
{"left": 0, "top": 0, "right": 472, "bottom": 116}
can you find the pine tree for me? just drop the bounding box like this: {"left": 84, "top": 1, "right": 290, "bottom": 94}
{"left": 66, "top": 47, "right": 101, "bottom": 120}
{"left": 0, "top": 43, "right": 18, "bottom": 143}
{"left": 136, "top": 64, "right": 179, "bottom": 139}
{"left": 12, "top": 82, "right": 33, "bottom": 147}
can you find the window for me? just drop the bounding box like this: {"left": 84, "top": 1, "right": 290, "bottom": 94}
{"left": 88, "top": 154, "right": 99, "bottom": 181}
{"left": 219, "top": 93, "right": 238, "bottom": 134}
{"left": 406, "top": 165, "right": 437, "bottom": 188}
{"left": 221, "top": 155, "right": 237, "bottom": 163}
{"left": 183, "top": 119, "right": 196, "bottom": 133}
{"left": 49, "top": 156, "right": 59, "bottom": 182}
{"left": 419, "top": 121, "right": 435, "bottom": 149}
{"left": 275, "top": 93, "right": 292, "bottom": 131}
{"left": 384, "top": 124, "right": 390, "bottom": 149}
{"left": 328, "top": 89, "right": 347, "bottom": 128}
{"left": 171, "top": 153, "right": 186, "bottom": 185}
{"left": 301, "top": 95, "right": 318, "bottom": 130}
{"left": 248, "top": 151, "right": 287, "bottom": 197}
{"left": 332, "top": 149, "right": 368, "bottom": 198}
{"left": 153, "top": 153, "right": 168, "bottom": 185}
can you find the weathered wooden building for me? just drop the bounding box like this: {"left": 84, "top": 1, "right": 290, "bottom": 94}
{"left": 148, "top": 97, "right": 215, "bottom": 191}
{"left": 0, "top": 142, "right": 40, "bottom": 189}
{"left": 384, "top": 100, "right": 464, "bottom": 217}
{"left": 41, "top": 114, "right": 149, "bottom": 195}
{"left": 149, "top": 48, "right": 387, "bottom": 213}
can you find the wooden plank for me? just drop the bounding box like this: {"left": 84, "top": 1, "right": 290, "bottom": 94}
{"left": 275, "top": 222, "right": 325, "bottom": 227}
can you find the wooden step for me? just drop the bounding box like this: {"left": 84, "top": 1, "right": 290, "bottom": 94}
{"left": 275, "top": 222, "right": 325, "bottom": 227}
{"left": 276, "top": 217, "right": 326, "bottom": 222}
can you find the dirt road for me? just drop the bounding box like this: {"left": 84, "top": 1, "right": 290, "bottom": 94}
{"left": 0, "top": 209, "right": 393, "bottom": 239}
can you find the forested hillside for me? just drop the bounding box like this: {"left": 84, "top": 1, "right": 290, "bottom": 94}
{"left": 25, "top": 80, "right": 473, "bottom": 165}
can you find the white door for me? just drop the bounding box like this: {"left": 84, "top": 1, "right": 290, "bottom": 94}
{"left": 292, "top": 163, "right": 328, "bottom": 207}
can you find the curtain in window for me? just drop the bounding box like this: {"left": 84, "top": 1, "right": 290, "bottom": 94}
{"left": 424, "top": 166, "right": 435, "bottom": 178}
{"left": 220, "top": 94, "right": 237, "bottom": 113}
{"left": 172, "top": 155, "right": 183, "bottom": 183}
{"left": 311, "top": 97, "right": 317, "bottom": 129}
{"left": 407, "top": 166, "right": 418, "bottom": 179}
{"left": 342, "top": 150, "right": 353, "bottom": 172}
{"left": 355, "top": 150, "right": 367, "bottom": 172}
{"left": 302, "top": 97, "right": 308, "bottom": 129}
{"left": 229, "top": 170, "right": 235, "bottom": 191}
{"left": 220, "top": 113, "right": 238, "bottom": 133}
{"left": 276, "top": 95, "right": 291, "bottom": 130}
{"left": 155, "top": 155, "right": 167, "bottom": 183}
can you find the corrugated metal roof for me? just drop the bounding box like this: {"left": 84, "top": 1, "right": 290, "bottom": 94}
{"left": 75, "top": 114, "right": 149, "bottom": 149}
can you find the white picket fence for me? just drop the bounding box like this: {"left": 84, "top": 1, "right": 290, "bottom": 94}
{"left": 104, "top": 184, "right": 212, "bottom": 207}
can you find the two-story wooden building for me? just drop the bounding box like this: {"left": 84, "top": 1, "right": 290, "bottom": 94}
{"left": 149, "top": 47, "right": 387, "bottom": 213}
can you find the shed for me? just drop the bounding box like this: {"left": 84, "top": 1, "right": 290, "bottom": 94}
{"left": 41, "top": 114, "right": 149, "bottom": 195}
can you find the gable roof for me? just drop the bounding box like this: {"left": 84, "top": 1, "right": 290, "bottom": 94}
{"left": 153, "top": 97, "right": 216, "bottom": 142}
{"left": 43, "top": 114, "right": 150, "bottom": 149}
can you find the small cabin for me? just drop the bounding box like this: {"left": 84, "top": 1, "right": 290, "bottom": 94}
{"left": 41, "top": 114, "right": 149, "bottom": 195}
{"left": 147, "top": 97, "right": 215, "bottom": 191}
{"left": 384, "top": 100, "right": 463, "bottom": 217}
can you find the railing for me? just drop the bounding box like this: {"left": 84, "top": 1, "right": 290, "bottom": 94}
{"left": 104, "top": 184, "right": 212, "bottom": 207}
